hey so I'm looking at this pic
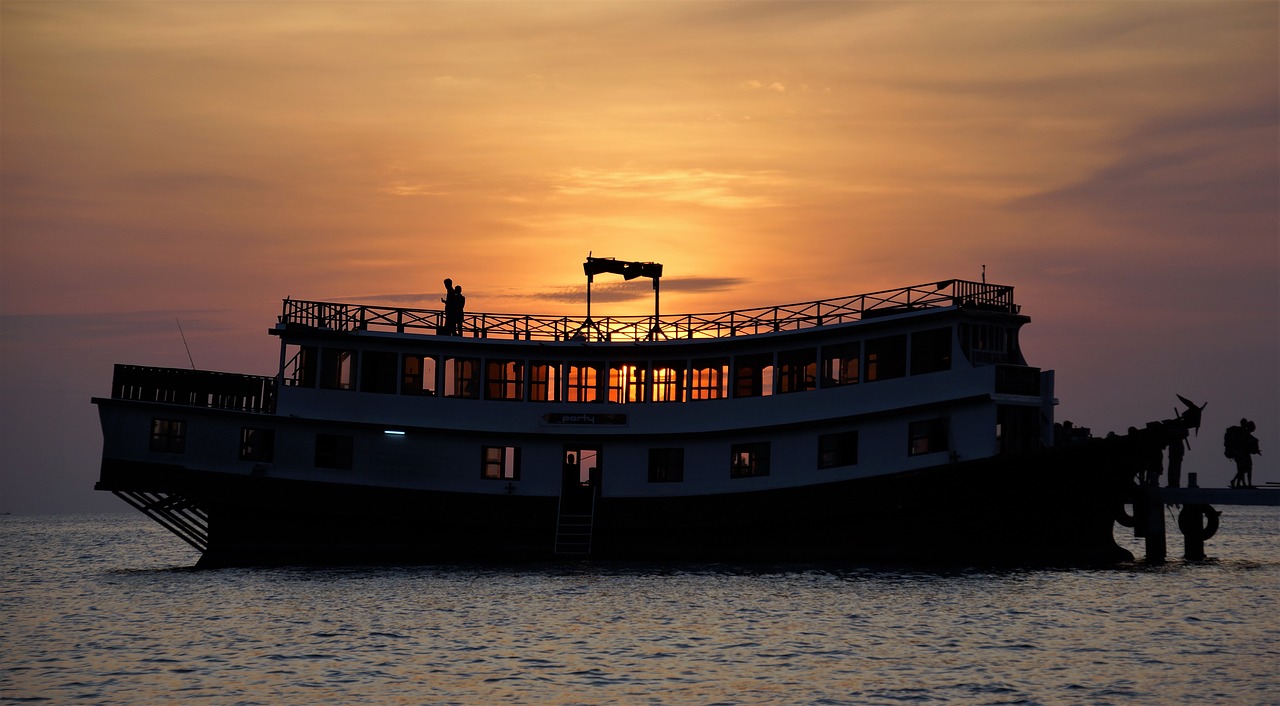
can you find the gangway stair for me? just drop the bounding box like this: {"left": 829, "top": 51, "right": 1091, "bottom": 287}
{"left": 554, "top": 493, "right": 596, "bottom": 556}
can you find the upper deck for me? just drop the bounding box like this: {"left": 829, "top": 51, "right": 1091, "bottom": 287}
{"left": 279, "top": 279, "right": 1019, "bottom": 343}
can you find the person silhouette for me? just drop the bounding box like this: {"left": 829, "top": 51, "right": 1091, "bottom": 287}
{"left": 441, "top": 279, "right": 464, "bottom": 335}
{"left": 451, "top": 285, "right": 465, "bottom": 335}
{"left": 1227, "top": 418, "right": 1261, "bottom": 488}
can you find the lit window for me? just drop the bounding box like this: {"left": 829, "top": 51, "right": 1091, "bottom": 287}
{"left": 482, "top": 446, "right": 520, "bottom": 480}
{"left": 529, "top": 361, "right": 560, "bottom": 402}
{"left": 320, "top": 348, "right": 358, "bottom": 390}
{"left": 607, "top": 363, "right": 646, "bottom": 404}
{"left": 777, "top": 348, "right": 817, "bottom": 394}
{"left": 734, "top": 354, "right": 774, "bottom": 398}
{"left": 730, "top": 442, "right": 770, "bottom": 478}
{"left": 485, "top": 359, "right": 525, "bottom": 401}
{"left": 567, "top": 362, "right": 601, "bottom": 402}
{"left": 690, "top": 358, "right": 729, "bottom": 400}
{"left": 651, "top": 363, "right": 684, "bottom": 403}
{"left": 401, "top": 354, "right": 439, "bottom": 396}
{"left": 822, "top": 342, "right": 859, "bottom": 387}
{"left": 444, "top": 357, "right": 479, "bottom": 399}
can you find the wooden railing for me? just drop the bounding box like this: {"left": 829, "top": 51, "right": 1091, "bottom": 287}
{"left": 111, "top": 365, "right": 277, "bottom": 413}
{"left": 279, "top": 279, "right": 1018, "bottom": 343}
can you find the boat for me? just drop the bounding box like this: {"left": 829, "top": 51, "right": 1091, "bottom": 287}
{"left": 93, "top": 257, "right": 1181, "bottom": 567}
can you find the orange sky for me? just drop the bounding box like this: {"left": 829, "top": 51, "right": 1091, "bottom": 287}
{"left": 1, "top": 1, "right": 1276, "bottom": 512}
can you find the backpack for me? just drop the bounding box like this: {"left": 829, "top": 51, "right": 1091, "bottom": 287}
{"left": 1224, "top": 425, "right": 1242, "bottom": 458}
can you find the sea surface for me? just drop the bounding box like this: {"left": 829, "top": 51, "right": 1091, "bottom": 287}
{"left": 2, "top": 510, "right": 1277, "bottom": 705}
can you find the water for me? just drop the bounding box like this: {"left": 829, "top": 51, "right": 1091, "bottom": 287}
{"left": 2, "top": 510, "right": 1278, "bottom": 705}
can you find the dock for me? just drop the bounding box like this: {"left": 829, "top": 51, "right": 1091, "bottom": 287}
{"left": 1128, "top": 479, "right": 1278, "bottom": 563}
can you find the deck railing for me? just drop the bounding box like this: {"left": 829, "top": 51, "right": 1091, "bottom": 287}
{"left": 279, "top": 279, "right": 1017, "bottom": 343}
{"left": 111, "top": 364, "right": 277, "bottom": 413}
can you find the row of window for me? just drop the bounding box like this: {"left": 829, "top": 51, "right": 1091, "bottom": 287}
{"left": 283, "top": 327, "right": 958, "bottom": 403}
{"left": 148, "top": 418, "right": 952, "bottom": 479}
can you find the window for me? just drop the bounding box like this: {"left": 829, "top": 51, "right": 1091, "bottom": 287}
{"left": 734, "top": 353, "right": 774, "bottom": 398}
{"left": 320, "top": 348, "right": 358, "bottom": 390}
{"left": 865, "top": 335, "right": 906, "bottom": 382}
{"left": 482, "top": 446, "right": 520, "bottom": 480}
{"left": 607, "top": 363, "right": 646, "bottom": 404}
{"left": 959, "top": 323, "right": 1013, "bottom": 364}
{"left": 651, "top": 363, "right": 684, "bottom": 403}
{"left": 777, "top": 348, "right": 817, "bottom": 394}
{"left": 283, "top": 344, "right": 317, "bottom": 388}
{"left": 401, "top": 354, "right": 438, "bottom": 396}
{"left": 360, "top": 351, "right": 398, "bottom": 394}
{"left": 690, "top": 358, "right": 729, "bottom": 400}
{"left": 444, "top": 356, "right": 479, "bottom": 399}
{"left": 818, "top": 431, "right": 859, "bottom": 469}
{"left": 315, "top": 434, "right": 354, "bottom": 469}
{"left": 648, "top": 448, "right": 684, "bottom": 482}
{"left": 240, "top": 428, "right": 275, "bottom": 462}
{"left": 822, "top": 342, "right": 860, "bottom": 387}
{"left": 998, "top": 405, "right": 1041, "bottom": 453}
{"left": 150, "top": 418, "right": 186, "bottom": 453}
{"left": 567, "top": 362, "right": 602, "bottom": 402}
{"left": 730, "top": 442, "right": 770, "bottom": 478}
{"left": 911, "top": 328, "right": 953, "bottom": 375}
{"left": 485, "top": 359, "right": 525, "bottom": 401}
{"left": 529, "top": 361, "right": 560, "bottom": 402}
{"left": 908, "top": 418, "right": 949, "bottom": 456}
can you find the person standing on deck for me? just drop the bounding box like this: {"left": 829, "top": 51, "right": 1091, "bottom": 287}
{"left": 442, "top": 278, "right": 463, "bottom": 336}
{"left": 450, "top": 285, "right": 465, "bottom": 335}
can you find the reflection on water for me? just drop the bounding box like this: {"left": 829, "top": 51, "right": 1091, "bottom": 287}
{"left": 2, "top": 511, "right": 1277, "bottom": 704}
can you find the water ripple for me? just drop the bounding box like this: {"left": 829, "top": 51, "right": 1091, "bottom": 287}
{"left": 2, "top": 511, "right": 1278, "bottom": 704}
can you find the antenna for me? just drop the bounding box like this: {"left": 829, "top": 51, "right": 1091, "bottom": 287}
{"left": 982, "top": 264, "right": 986, "bottom": 284}
{"left": 175, "top": 317, "right": 196, "bottom": 370}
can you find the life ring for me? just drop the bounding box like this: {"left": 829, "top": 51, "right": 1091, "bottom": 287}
{"left": 1115, "top": 502, "right": 1136, "bottom": 528}
{"left": 1177, "top": 504, "right": 1220, "bottom": 541}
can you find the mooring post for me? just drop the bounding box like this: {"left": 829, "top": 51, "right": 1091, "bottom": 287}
{"left": 1140, "top": 486, "right": 1166, "bottom": 563}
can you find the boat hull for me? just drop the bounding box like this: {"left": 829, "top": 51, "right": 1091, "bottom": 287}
{"left": 96, "top": 437, "right": 1138, "bottom": 568}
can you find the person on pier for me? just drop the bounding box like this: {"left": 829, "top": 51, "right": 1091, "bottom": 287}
{"left": 1226, "top": 418, "right": 1261, "bottom": 488}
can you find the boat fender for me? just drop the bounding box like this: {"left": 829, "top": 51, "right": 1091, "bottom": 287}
{"left": 1177, "top": 504, "right": 1220, "bottom": 541}
{"left": 1114, "top": 503, "right": 1136, "bottom": 528}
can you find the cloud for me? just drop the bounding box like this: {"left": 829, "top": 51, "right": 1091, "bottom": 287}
{"left": 1010, "top": 99, "right": 1279, "bottom": 224}
{"left": 0, "top": 310, "right": 233, "bottom": 343}
{"left": 552, "top": 167, "right": 784, "bottom": 209}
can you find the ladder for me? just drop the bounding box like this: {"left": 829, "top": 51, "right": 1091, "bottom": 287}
{"left": 113, "top": 490, "right": 209, "bottom": 553}
{"left": 553, "top": 492, "right": 595, "bottom": 556}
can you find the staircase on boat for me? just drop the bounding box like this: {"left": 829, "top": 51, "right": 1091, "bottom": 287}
{"left": 112, "top": 490, "right": 209, "bottom": 553}
{"left": 554, "top": 492, "right": 596, "bottom": 556}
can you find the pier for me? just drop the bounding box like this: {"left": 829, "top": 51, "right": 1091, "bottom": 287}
{"left": 1128, "top": 477, "right": 1279, "bottom": 563}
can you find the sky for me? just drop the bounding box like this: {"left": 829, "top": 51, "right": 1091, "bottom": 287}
{"left": 1, "top": 1, "right": 1276, "bottom": 513}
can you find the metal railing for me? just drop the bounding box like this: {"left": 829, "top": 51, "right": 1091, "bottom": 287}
{"left": 111, "top": 364, "right": 277, "bottom": 413}
{"left": 279, "top": 279, "right": 1017, "bottom": 343}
